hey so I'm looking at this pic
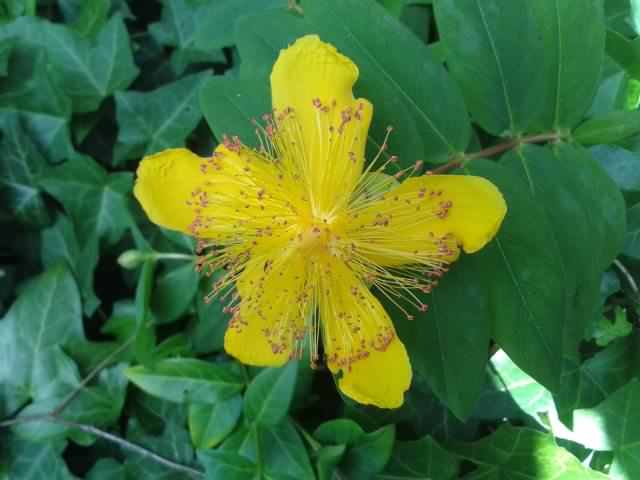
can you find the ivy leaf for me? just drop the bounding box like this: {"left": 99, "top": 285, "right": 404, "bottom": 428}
{"left": 198, "top": 450, "right": 258, "bottom": 480}
{"left": 589, "top": 307, "right": 633, "bottom": 347}
{"left": 0, "top": 45, "right": 74, "bottom": 162}
{"left": 41, "top": 214, "right": 100, "bottom": 315}
{"left": 149, "top": 0, "right": 226, "bottom": 75}
{"left": 338, "top": 425, "right": 396, "bottom": 480}
{"left": 39, "top": 153, "right": 133, "bottom": 245}
{"left": 86, "top": 459, "right": 127, "bottom": 480}
{"left": 573, "top": 379, "right": 640, "bottom": 479}
{"left": 114, "top": 71, "right": 210, "bottom": 164}
{"left": 244, "top": 362, "right": 298, "bottom": 426}
{"left": 125, "top": 358, "right": 244, "bottom": 404}
{"left": 0, "top": 114, "right": 51, "bottom": 227}
{"left": 1, "top": 15, "right": 138, "bottom": 113}
{"left": 451, "top": 424, "right": 609, "bottom": 479}
{"left": 591, "top": 145, "right": 640, "bottom": 194}
{"left": 151, "top": 261, "right": 199, "bottom": 324}
{"left": 5, "top": 437, "right": 74, "bottom": 480}
{"left": 376, "top": 435, "right": 459, "bottom": 480}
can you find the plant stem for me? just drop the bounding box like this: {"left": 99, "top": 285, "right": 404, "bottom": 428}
{"left": 430, "top": 132, "right": 563, "bottom": 174}
{"left": 614, "top": 259, "right": 639, "bottom": 296}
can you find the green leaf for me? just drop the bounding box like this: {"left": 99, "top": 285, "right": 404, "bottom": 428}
{"left": 376, "top": 435, "right": 459, "bottom": 480}
{"left": 606, "top": 29, "right": 640, "bottom": 79}
{"left": 244, "top": 362, "right": 298, "bottom": 426}
{"left": 589, "top": 307, "right": 633, "bottom": 347}
{"left": 0, "top": 114, "right": 51, "bottom": 227}
{"left": 39, "top": 154, "right": 133, "bottom": 245}
{"left": 473, "top": 349, "right": 553, "bottom": 427}
{"left": 314, "top": 419, "right": 365, "bottom": 446}
{"left": 2, "top": 15, "right": 138, "bottom": 113}
{"left": 574, "top": 110, "right": 640, "bottom": 145}
{"left": 624, "top": 202, "right": 640, "bottom": 259}
{"left": 0, "top": 38, "right": 13, "bottom": 76}
{"left": 86, "top": 459, "right": 127, "bottom": 480}
{"left": 198, "top": 450, "right": 258, "bottom": 480}
{"left": 340, "top": 425, "right": 395, "bottom": 480}
{"left": 434, "top": 0, "right": 545, "bottom": 135}
{"left": 190, "top": 276, "right": 229, "bottom": 354}
{"left": 496, "top": 144, "right": 624, "bottom": 389}
{"left": 149, "top": 0, "right": 226, "bottom": 75}
{"left": 303, "top": 0, "right": 471, "bottom": 164}
{"left": 125, "top": 358, "right": 244, "bottom": 403}
{"left": 591, "top": 145, "right": 640, "bottom": 193}
{"left": 220, "top": 418, "right": 315, "bottom": 479}
{"left": 41, "top": 214, "right": 100, "bottom": 315}
{"left": 316, "top": 445, "right": 346, "bottom": 480}
{"left": 200, "top": 10, "right": 309, "bottom": 149}
{"left": 573, "top": 379, "right": 640, "bottom": 478}
{"left": 6, "top": 437, "right": 73, "bottom": 480}
{"left": 554, "top": 333, "right": 639, "bottom": 423}
{"left": 530, "top": 0, "right": 605, "bottom": 130}
{"left": 0, "top": 44, "right": 74, "bottom": 162}
{"left": 152, "top": 261, "right": 199, "bottom": 324}
{"left": 451, "top": 424, "right": 609, "bottom": 479}
{"left": 193, "top": 0, "right": 288, "bottom": 52}
{"left": 114, "top": 71, "right": 210, "bottom": 163}
{"left": 70, "top": 0, "right": 110, "bottom": 37}
{"left": 188, "top": 395, "right": 243, "bottom": 448}
{"left": 134, "top": 259, "right": 157, "bottom": 366}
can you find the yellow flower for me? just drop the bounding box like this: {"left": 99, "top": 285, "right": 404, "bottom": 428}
{"left": 134, "top": 35, "right": 506, "bottom": 409}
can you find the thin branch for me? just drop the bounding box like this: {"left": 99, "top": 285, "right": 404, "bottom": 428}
{"left": 49, "top": 418, "right": 205, "bottom": 479}
{"left": 51, "top": 336, "right": 135, "bottom": 417}
{"left": 614, "top": 259, "right": 639, "bottom": 296}
{"left": 430, "top": 132, "right": 563, "bottom": 174}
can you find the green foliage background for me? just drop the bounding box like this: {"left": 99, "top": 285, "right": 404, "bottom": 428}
{"left": 1, "top": 0, "right": 640, "bottom": 478}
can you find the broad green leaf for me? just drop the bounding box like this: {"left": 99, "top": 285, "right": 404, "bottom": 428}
{"left": 190, "top": 276, "right": 229, "bottom": 354}
{"left": 41, "top": 214, "right": 100, "bottom": 315}
{"left": 149, "top": 0, "right": 226, "bottom": 75}
{"left": 114, "top": 71, "right": 210, "bottom": 163}
{"left": 1, "top": 15, "right": 138, "bottom": 113}
{"left": 86, "top": 459, "right": 126, "bottom": 480}
{"left": 39, "top": 154, "right": 133, "bottom": 245}
{"left": 573, "top": 379, "right": 640, "bottom": 479}
{"left": 473, "top": 349, "right": 552, "bottom": 427}
{"left": 221, "top": 418, "right": 315, "bottom": 480}
{"left": 303, "top": 0, "right": 471, "bottom": 164}
{"left": 193, "top": 0, "right": 288, "bottom": 52}
{"left": 316, "top": 445, "right": 347, "bottom": 480}
{"left": 451, "top": 424, "right": 609, "bottom": 479}
{"left": 606, "top": 29, "right": 640, "bottom": 79}
{"left": 0, "top": 45, "right": 73, "bottom": 162}
{"left": 244, "top": 362, "right": 298, "bottom": 426}
{"left": 314, "top": 419, "right": 365, "bottom": 446}
{"left": 623, "top": 202, "right": 640, "bottom": 259}
{"left": 70, "top": 0, "right": 110, "bottom": 37}
{"left": 200, "top": 10, "right": 309, "bottom": 148}
{"left": 0, "top": 114, "right": 50, "bottom": 227}
{"left": 530, "top": 0, "right": 605, "bottom": 129}
{"left": 574, "top": 110, "right": 640, "bottom": 145}
{"left": 188, "top": 395, "right": 242, "bottom": 448}
{"left": 434, "top": 0, "right": 544, "bottom": 135}
{"left": 376, "top": 435, "right": 459, "bottom": 480}
{"left": 151, "top": 261, "right": 199, "bottom": 324}
{"left": 591, "top": 145, "right": 640, "bottom": 193}
{"left": 494, "top": 144, "right": 625, "bottom": 390}
{"left": 554, "top": 332, "right": 639, "bottom": 423}
{"left": 6, "top": 437, "right": 74, "bottom": 480}
{"left": 126, "top": 358, "right": 244, "bottom": 403}
{"left": 198, "top": 450, "right": 258, "bottom": 480}
{"left": 340, "top": 425, "right": 395, "bottom": 480}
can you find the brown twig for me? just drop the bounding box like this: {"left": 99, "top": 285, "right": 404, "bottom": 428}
{"left": 430, "top": 132, "right": 563, "bottom": 174}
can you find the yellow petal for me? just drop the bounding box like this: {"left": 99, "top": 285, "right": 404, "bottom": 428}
{"left": 134, "top": 148, "right": 203, "bottom": 233}
{"left": 347, "top": 174, "right": 507, "bottom": 267}
{"left": 224, "top": 250, "right": 309, "bottom": 366}
{"left": 317, "top": 255, "right": 411, "bottom": 408}
{"left": 271, "top": 35, "right": 373, "bottom": 215}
